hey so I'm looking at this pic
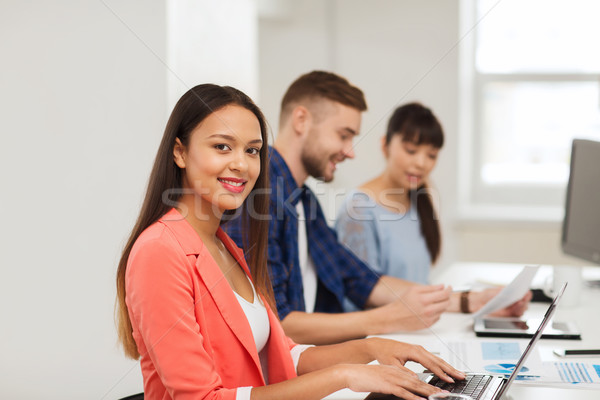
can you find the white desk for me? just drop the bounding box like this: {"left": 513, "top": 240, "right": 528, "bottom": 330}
{"left": 325, "top": 263, "right": 600, "bottom": 400}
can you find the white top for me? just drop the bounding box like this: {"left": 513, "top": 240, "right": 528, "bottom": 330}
{"left": 335, "top": 189, "right": 432, "bottom": 311}
{"left": 297, "top": 201, "right": 318, "bottom": 313}
{"left": 236, "top": 344, "right": 313, "bottom": 400}
{"left": 234, "top": 275, "right": 313, "bottom": 400}
{"left": 234, "top": 278, "right": 270, "bottom": 353}
{"left": 234, "top": 276, "right": 271, "bottom": 399}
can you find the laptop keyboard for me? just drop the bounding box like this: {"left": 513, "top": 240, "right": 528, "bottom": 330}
{"left": 429, "top": 374, "right": 492, "bottom": 400}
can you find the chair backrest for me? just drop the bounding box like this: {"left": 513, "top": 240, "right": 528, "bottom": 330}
{"left": 118, "top": 393, "right": 143, "bottom": 400}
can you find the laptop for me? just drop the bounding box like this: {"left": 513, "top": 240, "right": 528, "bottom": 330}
{"left": 366, "top": 282, "right": 568, "bottom": 400}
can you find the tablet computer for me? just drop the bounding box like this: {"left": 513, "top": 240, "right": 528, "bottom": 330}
{"left": 474, "top": 317, "right": 581, "bottom": 340}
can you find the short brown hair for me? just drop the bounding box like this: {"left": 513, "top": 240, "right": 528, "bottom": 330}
{"left": 280, "top": 71, "right": 367, "bottom": 122}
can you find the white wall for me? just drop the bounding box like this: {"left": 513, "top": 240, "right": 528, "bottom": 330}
{"left": 0, "top": 1, "right": 166, "bottom": 398}
{"left": 0, "top": 1, "right": 263, "bottom": 397}
{"left": 167, "top": 0, "right": 259, "bottom": 108}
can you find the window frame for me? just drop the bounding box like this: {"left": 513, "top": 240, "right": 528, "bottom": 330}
{"left": 458, "top": 0, "right": 600, "bottom": 222}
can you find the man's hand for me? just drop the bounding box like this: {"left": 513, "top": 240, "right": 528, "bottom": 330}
{"left": 369, "top": 284, "right": 452, "bottom": 333}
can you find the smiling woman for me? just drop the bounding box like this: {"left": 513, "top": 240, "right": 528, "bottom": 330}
{"left": 114, "top": 84, "right": 278, "bottom": 398}
{"left": 335, "top": 103, "right": 532, "bottom": 316}
{"left": 114, "top": 85, "right": 465, "bottom": 400}
{"left": 336, "top": 102, "right": 445, "bottom": 294}
{"left": 172, "top": 105, "right": 263, "bottom": 217}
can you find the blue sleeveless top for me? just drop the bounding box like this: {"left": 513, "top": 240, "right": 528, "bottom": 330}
{"left": 335, "top": 190, "right": 432, "bottom": 311}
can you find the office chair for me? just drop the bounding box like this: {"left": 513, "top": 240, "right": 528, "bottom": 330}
{"left": 118, "top": 393, "right": 143, "bottom": 400}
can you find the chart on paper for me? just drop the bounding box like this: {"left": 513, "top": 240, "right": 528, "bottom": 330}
{"left": 552, "top": 362, "right": 600, "bottom": 384}
{"left": 426, "top": 340, "right": 600, "bottom": 388}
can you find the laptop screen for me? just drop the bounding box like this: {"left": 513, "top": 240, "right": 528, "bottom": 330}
{"left": 495, "top": 282, "right": 567, "bottom": 398}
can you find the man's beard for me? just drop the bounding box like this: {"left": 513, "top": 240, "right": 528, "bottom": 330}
{"left": 301, "top": 146, "right": 333, "bottom": 182}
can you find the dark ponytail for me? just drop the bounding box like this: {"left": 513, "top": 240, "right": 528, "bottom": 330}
{"left": 411, "top": 185, "right": 441, "bottom": 263}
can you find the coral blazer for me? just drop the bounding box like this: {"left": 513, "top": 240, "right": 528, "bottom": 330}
{"left": 126, "top": 209, "right": 297, "bottom": 400}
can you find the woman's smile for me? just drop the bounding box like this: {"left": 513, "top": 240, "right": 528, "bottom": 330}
{"left": 218, "top": 177, "right": 247, "bottom": 193}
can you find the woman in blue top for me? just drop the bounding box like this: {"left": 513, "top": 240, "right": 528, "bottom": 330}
{"left": 336, "top": 103, "right": 532, "bottom": 315}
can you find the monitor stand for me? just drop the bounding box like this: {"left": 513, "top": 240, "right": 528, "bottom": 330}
{"left": 584, "top": 278, "right": 600, "bottom": 288}
{"left": 546, "top": 266, "right": 583, "bottom": 307}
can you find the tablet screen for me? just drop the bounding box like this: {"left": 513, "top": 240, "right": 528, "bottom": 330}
{"left": 484, "top": 319, "right": 530, "bottom": 330}
{"left": 475, "top": 317, "right": 581, "bottom": 340}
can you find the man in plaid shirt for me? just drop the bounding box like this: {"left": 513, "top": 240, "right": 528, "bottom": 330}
{"left": 225, "top": 71, "right": 529, "bottom": 345}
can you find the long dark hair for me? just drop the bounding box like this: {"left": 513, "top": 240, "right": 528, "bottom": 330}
{"left": 116, "top": 84, "right": 273, "bottom": 359}
{"left": 385, "top": 102, "right": 444, "bottom": 264}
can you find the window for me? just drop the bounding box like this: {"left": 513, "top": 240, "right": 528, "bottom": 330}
{"left": 460, "top": 0, "right": 600, "bottom": 219}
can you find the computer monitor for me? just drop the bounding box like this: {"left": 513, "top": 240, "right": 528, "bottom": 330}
{"left": 561, "top": 139, "right": 600, "bottom": 271}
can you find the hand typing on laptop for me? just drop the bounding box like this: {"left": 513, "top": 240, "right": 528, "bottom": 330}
{"left": 334, "top": 337, "right": 466, "bottom": 400}
{"left": 364, "top": 337, "right": 465, "bottom": 383}
{"left": 365, "top": 283, "right": 568, "bottom": 400}
{"left": 342, "top": 364, "right": 450, "bottom": 400}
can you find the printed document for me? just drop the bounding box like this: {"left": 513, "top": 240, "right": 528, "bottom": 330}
{"left": 472, "top": 265, "right": 540, "bottom": 319}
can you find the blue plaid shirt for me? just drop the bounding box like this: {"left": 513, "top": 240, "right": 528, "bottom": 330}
{"left": 224, "top": 147, "right": 379, "bottom": 319}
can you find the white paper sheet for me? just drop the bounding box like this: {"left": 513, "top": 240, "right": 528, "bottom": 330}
{"left": 472, "top": 265, "right": 540, "bottom": 319}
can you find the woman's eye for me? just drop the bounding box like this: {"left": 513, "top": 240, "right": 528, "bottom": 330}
{"left": 215, "top": 144, "right": 231, "bottom": 151}
{"left": 247, "top": 147, "right": 260, "bottom": 155}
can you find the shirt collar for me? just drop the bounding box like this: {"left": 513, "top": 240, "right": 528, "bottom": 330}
{"left": 269, "top": 147, "right": 306, "bottom": 207}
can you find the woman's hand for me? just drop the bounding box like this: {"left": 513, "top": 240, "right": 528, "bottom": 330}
{"left": 470, "top": 288, "right": 533, "bottom": 317}
{"left": 341, "top": 364, "right": 448, "bottom": 400}
{"left": 365, "top": 338, "right": 466, "bottom": 384}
